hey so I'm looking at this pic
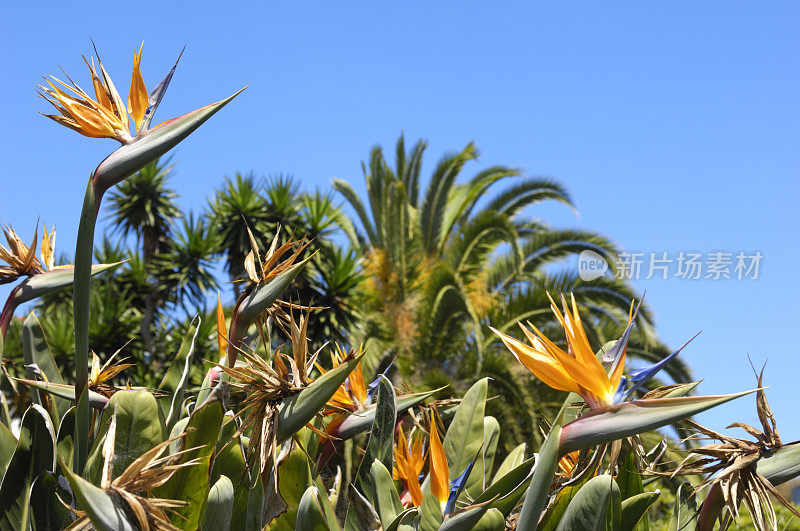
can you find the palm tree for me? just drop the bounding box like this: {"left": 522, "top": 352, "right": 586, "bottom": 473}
{"left": 207, "top": 173, "right": 272, "bottom": 295}
{"left": 154, "top": 211, "right": 219, "bottom": 312}
{"left": 106, "top": 157, "right": 181, "bottom": 353}
{"left": 107, "top": 157, "right": 180, "bottom": 264}
{"left": 335, "top": 135, "right": 692, "bottom": 447}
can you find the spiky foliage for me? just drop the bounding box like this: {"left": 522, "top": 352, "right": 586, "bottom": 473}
{"left": 66, "top": 416, "right": 198, "bottom": 531}
{"left": 669, "top": 371, "right": 799, "bottom": 531}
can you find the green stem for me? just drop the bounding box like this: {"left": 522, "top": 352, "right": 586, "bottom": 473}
{"left": 73, "top": 179, "right": 99, "bottom": 475}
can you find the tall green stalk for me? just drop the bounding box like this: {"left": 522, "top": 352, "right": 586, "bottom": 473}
{"left": 72, "top": 178, "right": 98, "bottom": 475}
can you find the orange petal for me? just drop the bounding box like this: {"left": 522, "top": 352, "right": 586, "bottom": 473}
{"left": 128, "top": 43, "right": 148, "bottom": 133}
{"left": 429, "top": 416, "right": 450, "bottom": 508}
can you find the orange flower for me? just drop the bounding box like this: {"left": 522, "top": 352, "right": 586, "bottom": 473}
{"left": 393, "top": 427, "right": 425, "bottom": 506}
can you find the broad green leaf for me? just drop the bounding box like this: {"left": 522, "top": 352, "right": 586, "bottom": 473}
{"left": 0, "top": 421, "right": 16, "bottom": 479}
{"left": 538, "top": 467, "right": 597, "bottom": 531}
{"left": 30, "top": 472, "right": 72, "bottom": 531}
{"left": 0, "top": 405, "right": 55, "bottom": 530}
{"left": 157, "top": 315, "right": 200, "bottom": 430}
{"left": 263, "top": 446, "right": 314, "bottom": 531}
{"left": 516, "top": 408, "right": 565, "bottom": 529}
{"left": 440, "top": 503, "right": 492, "bottom": 531}
{"left": 756, "top": 440, "right": 800, "bottom": 486}
{"left": 92, "top": 89, "right": 245, "bottom": 192}
{"left": 55, "top": 407, "right": 75, "bottom": 471}
{"left": 155, "top": 396, "right": 223, "bottom": 530}
{"left": 385, "top": 507, "right": 419, "bottom": 531}
{"left": 203, "top": 475, "right": 234, "bottom": 531}
{"left": 60, "top": 460, "right": 136, "bottom": 531}
{"left": 471, "top": 508, "right": 506, "bottom": 531}
{"left": 616, "top": 449, "right": 648, "bottom": 531}
{"left": 276, "top": 351, "right": 364, "bottom": 443}
{"left": 21, "top": 312, "right": 69, "bottom": 422}
{"left": 335, "top": 387, "right": 442, "bottom": 440}
{"left": 555, "top": 474, "right": 620, "bottom": 531}
{"left": 443, "top": 377, "right": 488, "bottom": 480}
{"left": 371, "top": 459, "right": 403, "bottom": 525}
{"left": 13, "top": 379, "right": 109, "bottom": 409}
{"left": 10, "top": 263, "right": 121, "bottom": 307}
{"left": 559, "top": 391, "right": 756, "bottom": 454}
{"left": 667, "top": 482, "right": 697, "bottom": 531}
{"left": 355, "top": 376, "right": 396, "bottom": 499}
{"left": 420, "top": 480, "right": 443, "bottom": 531}
{"left": 85, "top": 390, "right": 166, "bottom": 484}
{"left": 621, "top": 491, "right": 660, "bottom": 531}
{"left": 347, "top": 485, "right": 381, "bottom": 530}
{"left": 464, "top": 416, "right": 500, "bottom": 499}
{"left": 296, "top": 486, "right": 334, "bottom": 531}
{"left": 491, "top": 442, "right": 526, "bottom": 485}
{"left": 211, "top": 414, "right": 248, "bottom": 529}
{"left": 474, "top": 455, "right": 536, "bottom": 517}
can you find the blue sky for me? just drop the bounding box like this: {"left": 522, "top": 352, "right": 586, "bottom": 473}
{"left": 2, "top": 2, "right": 798, "bottom": 438}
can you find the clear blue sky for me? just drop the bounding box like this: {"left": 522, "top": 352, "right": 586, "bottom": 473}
{"left": 2, "top": 3, "right": 798, "bottom": 438}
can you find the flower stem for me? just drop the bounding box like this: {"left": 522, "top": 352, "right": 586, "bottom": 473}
{"left": 73, "top": 178, "right": 99, "bottom": 475}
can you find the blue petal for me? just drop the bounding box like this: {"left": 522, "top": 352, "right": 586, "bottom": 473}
{"left": 443, "top": 460, "right": 475, "bottom": 516}
{"left": 624, "top": 332, "right": 699, "bottom": 400}
{"left": 613, "top": 376, "right": 628, "bottom": 404}
{"left": 604, "top": 299, "right": 642, "bottom": 377}
{"left": 366, "top": 363, "right": 394, "bottom": 404}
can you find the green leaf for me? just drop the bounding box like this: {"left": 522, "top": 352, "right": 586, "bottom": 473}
{"left": 0, "top": 405, "right": 55, "bottom": 531}
{"left": 263, "top": 446, "right": 314, "bottom": 531}
{"left": 621, "top": 491, "right": 660, "bottom": 531}
{"left": 92, "top": 89, "right": 245, "bottom": 192}
{"left": 347, "top": 485, "right": 381, "bottom": 530}
{"left": 371, "top": 459, "right": 404, "bottom": 525}
{"left": 491, "top": 442, "right": 526, "bottom": 485}
{"left": 471, "top": 508, "right": 506, "bottom": 531}
{"left": 60, "top": 460, "right": 136, "bottom": 531}
{"left": 385, "top": 507, "right": 419, "bottom": 531}
{"left": 10, "top": 263, "right": 121, "bottom": 307}
{"left": 85, "top": 390, "right": 166, "bottom": 484}
{"left": 155, "top": 395, "right": 223, "bottom": 530}
{"left": 474, "top": 455, "right": 536, "bottom": 517}
{"left": 464, "top": 416, "right": 500, "bottom": 499}
{"left": 443, "top": 377, "right": 488, "bottom": 480}
{"left": 157, "top": 315, "right": 200, "bottom": 430}
{"left": 21, "top": 312, "right": 69, "bottom": 422}
{"left": 616, "top": 449, "right": 649, "bottom": 531}
{"left": 667, "top": 483, "right": 697, "bottom": 531}
{"left": 538, "top": 468, "right": 597, "bottom": 531}
{"left": 516, "top": 408, "right": 565, "bottom": 529}
{"left": 335, "top": 387, "right": 442, "bottom": 440}
{"left": 55, "top": 407, "right": 75, "bottom": 471}
{"left": 440, "top": 503, "right": 492, "bottom": 531}
{"left": 276, "top": 350, "right": 364, "bottom": 444}
{"left": 555, "top": 475, "right": 620, "bottom": 531}
{"left": 203, "top": 475, "right": 234, "bottom": 531}
{"left": 296, "top": 486, "right": 334, "bottom": 531}
{"left": 231, "top": 259, "right": 310, "bottom": 349}
{"left": 559, "top": 391, "right": 757, "bottom": 454}
{"left": 0, "top": 421, "right": 16, "bottom": 480}
{"left": 12, "top": 379, "right": 109, "bottom": 409}
{"left": 211, "top": 414, "right": 248, "bottom": 529}
{"left": 355, "top": 376, "right": 396, "bottom": 498}
{"left": 756, "top": 440, "right": 800, "bottom": 486}
{"left": 420, "top": 479, "right": 444, "bottom": 531}
{"left": 29, "top": 472, "right": 72, "bottom": 531}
